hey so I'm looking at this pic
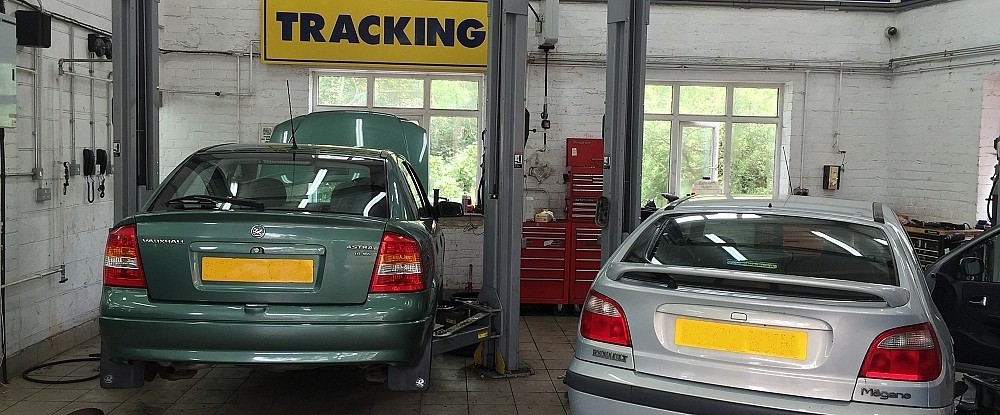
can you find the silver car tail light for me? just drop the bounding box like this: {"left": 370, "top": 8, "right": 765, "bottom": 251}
{"left": 580, "top": 290, "right": 631, "bottom": 347}
{"left": 859, "top": 323, "right": 941, "bottom": 382}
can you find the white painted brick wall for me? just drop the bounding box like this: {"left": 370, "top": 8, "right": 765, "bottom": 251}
{"left": 888, "top": 0, "right": 1000, "bottom": 222}
{"left": 6, "top": 3, "right": 113, "bottom": 355}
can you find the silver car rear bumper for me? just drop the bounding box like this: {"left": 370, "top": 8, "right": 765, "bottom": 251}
{"left": 566, "top": 358, "right": 954, "bottom": 415}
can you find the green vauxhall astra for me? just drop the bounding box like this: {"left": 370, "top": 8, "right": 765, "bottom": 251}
{"left": 100, "top": 112, "right": 463, "bottom": 390}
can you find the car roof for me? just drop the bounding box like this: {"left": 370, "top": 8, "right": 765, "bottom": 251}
{"left": 196, "top": 143, "right": 393, "bottom": 159}
{"left": 668, "top": 195, "right": 882, "bottom": 223}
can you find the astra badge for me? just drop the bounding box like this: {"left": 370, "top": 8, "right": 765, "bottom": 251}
{"left": 250, "top": 224, "right": 266, "bottom": 239}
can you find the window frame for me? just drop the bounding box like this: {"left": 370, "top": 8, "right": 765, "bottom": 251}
{"left": 643, "top": 82, "right": 785, "bottom": 197}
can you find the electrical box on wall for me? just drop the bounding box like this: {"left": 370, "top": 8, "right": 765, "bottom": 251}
{"left": 14, "top": 10, "right": 51, "bottom": 48}
{"left": 0, "top": 13, "right": 16, "bottom": 128}
{"left": 538, "top": 0, "right": 559, "bottom": 48}
{"left": 823, "top": 165, "right": 841, "bottom": 190}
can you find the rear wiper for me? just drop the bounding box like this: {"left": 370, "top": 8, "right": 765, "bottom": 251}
{"left": 165, "top": 195, "right": 265, "bottom": 211}
{"left": 622, "top": 271, "right": 678, "bottom": 289}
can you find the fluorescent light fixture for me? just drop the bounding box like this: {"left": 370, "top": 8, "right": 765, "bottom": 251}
{"left": 812, "top": 231, "right": 863, "bottom": 256}
{"left": 356, "top": 118, "right": 365, "bottom": 147}
{"left": 706, "top": 213, "right": 738, "bottom": 220}
{"left": 306, "top": 169, "right": 328, "bottom": 196}
{"left": 363, "top": 192, "right": 387, "bottom": 216}
{"left": 705, "top": 233, "right": 747, "bottom": 261}
{"left": 299, "top": 169, "right": 329, "bottom": 208}
{"left": 675, "top": 215, "right": 705, "bottom": 224}
{"left": 705, "top": 234, "right": 726, "bottom": 244}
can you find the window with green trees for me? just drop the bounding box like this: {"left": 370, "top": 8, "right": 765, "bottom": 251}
{"left": 312, "top": 72, "right": 482, "bottom": 204}
{"left": 642, "top": 83, "right": 782, "bottom": 205}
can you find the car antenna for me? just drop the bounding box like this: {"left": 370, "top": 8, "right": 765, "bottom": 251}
{"left": 286, "top": 80, "right": 299, "bottom": 150}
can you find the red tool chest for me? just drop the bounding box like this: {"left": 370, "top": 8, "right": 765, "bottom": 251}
{"left": 566, "top": 169, "right": 602, "bottom": 223}
{"left": 566, "top": 138, "right": 604, "bottom": 224}
{"left": 569, "top": 224, "right": 602, "bottom": 304}
{"left": 520, "top": 222, "right": 569, "bottom": 305}
{"left": 566, "top": 138, "right": 604, "bottom": 169}
{"left": 518, "top": 138, "right": 607, "bottom": 309}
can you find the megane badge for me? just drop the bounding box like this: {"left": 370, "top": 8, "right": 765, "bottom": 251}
{"left": 250, "top": 224, "right": 266, "bottom": 239}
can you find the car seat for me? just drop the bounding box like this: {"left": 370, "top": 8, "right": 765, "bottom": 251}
{"left": 240, "top": 177, "right": 287, "bottom": 208}
{"left": 328, "top": 178, "right": 387, "bottom": 217}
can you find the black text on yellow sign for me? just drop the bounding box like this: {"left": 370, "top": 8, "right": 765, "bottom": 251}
{"left": 262, "top": 0, "right": 488, "bottom": 72}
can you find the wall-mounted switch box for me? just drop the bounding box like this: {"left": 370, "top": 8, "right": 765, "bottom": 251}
{"left": 31, "top": 167, "right": 43, "bottom": 180}
{"left": 69, "top": 163, "right": 81, "bottom": 176}
{"left": 35, "top": 187, "right": 51, "bottom": 202}
{"left": 823, "top": 165, "right": 841, "bottom": 190}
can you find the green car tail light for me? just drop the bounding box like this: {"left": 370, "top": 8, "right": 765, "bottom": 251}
{"left": 859, "top": 323, "right": 941, "bottom": 382}
{"left": 370, "top": 233, "right": 425, "bottom": 293}
{"left": 104, "top": 225, "right": 147, "bottom": 289}
{"left": 580, "top": 290, "right": 632, "bottom": 347}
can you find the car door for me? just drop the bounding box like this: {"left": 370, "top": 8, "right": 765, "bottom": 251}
{"left": 926, "top": 225, "right": 1000, "bottom": 377}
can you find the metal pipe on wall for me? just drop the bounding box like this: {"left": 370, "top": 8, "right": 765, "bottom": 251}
{"left": 69, "top": 27, "right": 77, "bottom": 168}
{"left": 90, "top": 62, "right": 96, "bottom": 150}
{"left": 32, "top": 48, "right": 40, "bottom": 175}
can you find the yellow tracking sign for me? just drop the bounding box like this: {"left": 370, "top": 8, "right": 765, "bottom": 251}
{"left": 262, "top": 0, "right": 488, "bottom": 72}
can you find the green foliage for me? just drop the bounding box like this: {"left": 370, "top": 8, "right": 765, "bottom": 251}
{"left": 679, "top": 125, "right": 724, "bottom": 196}
{"left": 316, "top": 76, "right": 366, "bottom": 107}
{"left": 641, "top": 121, "right": 671, "bottom": 204}
{"left": 429, "top": 116, "right": 479, "bottom": 201}
{"left": 374, "top": 78, "right": 424, "bottom": 108}
{"left": 431, "top": 80, "right": 478, "bottom": 110}
{"left": 730, "top": 123, "right": 776, "bottom": 194}
{"left": 644, "top": 85, "right": 672, "bottom": 114}
{"left": 734, "top": 88, "right": 779, "bottom": 117}
{"left": 679, "top": 86, "right": 726, "bottom": 115}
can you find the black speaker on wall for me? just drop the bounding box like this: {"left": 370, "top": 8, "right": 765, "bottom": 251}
{"left": 15, "top": 10, "right": 51, "bottom": 48}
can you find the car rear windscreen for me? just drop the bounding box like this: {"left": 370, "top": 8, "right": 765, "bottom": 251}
{"left": 148, "top": 152, "right": 389, "bottom": 217}
{"left": 626, "top": 212, "right": 898, "bottom": 286}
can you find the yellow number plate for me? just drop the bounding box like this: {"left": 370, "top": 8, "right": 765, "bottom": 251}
{"left": 201, "top": 257, "right": 314, "bottom": 283}
{"left": 674, "top": 318, "right": 808, "bottom": 361}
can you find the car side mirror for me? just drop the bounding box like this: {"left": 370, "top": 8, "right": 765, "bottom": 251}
{"left": 596, "top": 196, "right": 610, "bottom": 229}
{"left": 436, "top": 201, "right": 465, "bottom": 218}
{"left": 960, "top": 257, "right": 985, "bottom": 279}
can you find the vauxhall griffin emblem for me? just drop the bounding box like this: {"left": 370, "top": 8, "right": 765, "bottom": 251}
{"left": 250, "top": 224, "right": 266, "bottom": 239}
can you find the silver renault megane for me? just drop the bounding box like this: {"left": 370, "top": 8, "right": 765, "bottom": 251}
{"left": 566, "top": 195, "right": 957, "bottom": 414}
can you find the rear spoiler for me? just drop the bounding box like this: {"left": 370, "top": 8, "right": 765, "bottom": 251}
{"left": 605, "top": 262, "right": 910, "bottom": 307}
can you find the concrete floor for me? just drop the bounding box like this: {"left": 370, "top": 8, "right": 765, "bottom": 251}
{"left": 0, "top": 312, "right": 577, "bottom": 415}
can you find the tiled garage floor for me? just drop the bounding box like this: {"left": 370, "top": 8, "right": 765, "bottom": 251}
{"left": 0, "top": 312, "right": 578, "bottom": 415}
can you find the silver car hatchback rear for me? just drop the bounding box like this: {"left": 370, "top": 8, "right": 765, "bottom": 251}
{"left": 566, "top": 195, "right": 955, "bottom": 414}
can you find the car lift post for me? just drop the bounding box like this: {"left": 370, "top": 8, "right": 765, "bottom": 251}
{"left": 112, "top": 0, "right": 160, "bottom": 221}
{"left": 477, "top": 0, "right": 530, "bottom": 376}
{"left": 601, "top": 0, "right": 649, "bottom": 262}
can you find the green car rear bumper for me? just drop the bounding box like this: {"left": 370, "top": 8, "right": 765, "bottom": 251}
{"left": 100, "top": 287, "right": 435, "bottom": 365}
